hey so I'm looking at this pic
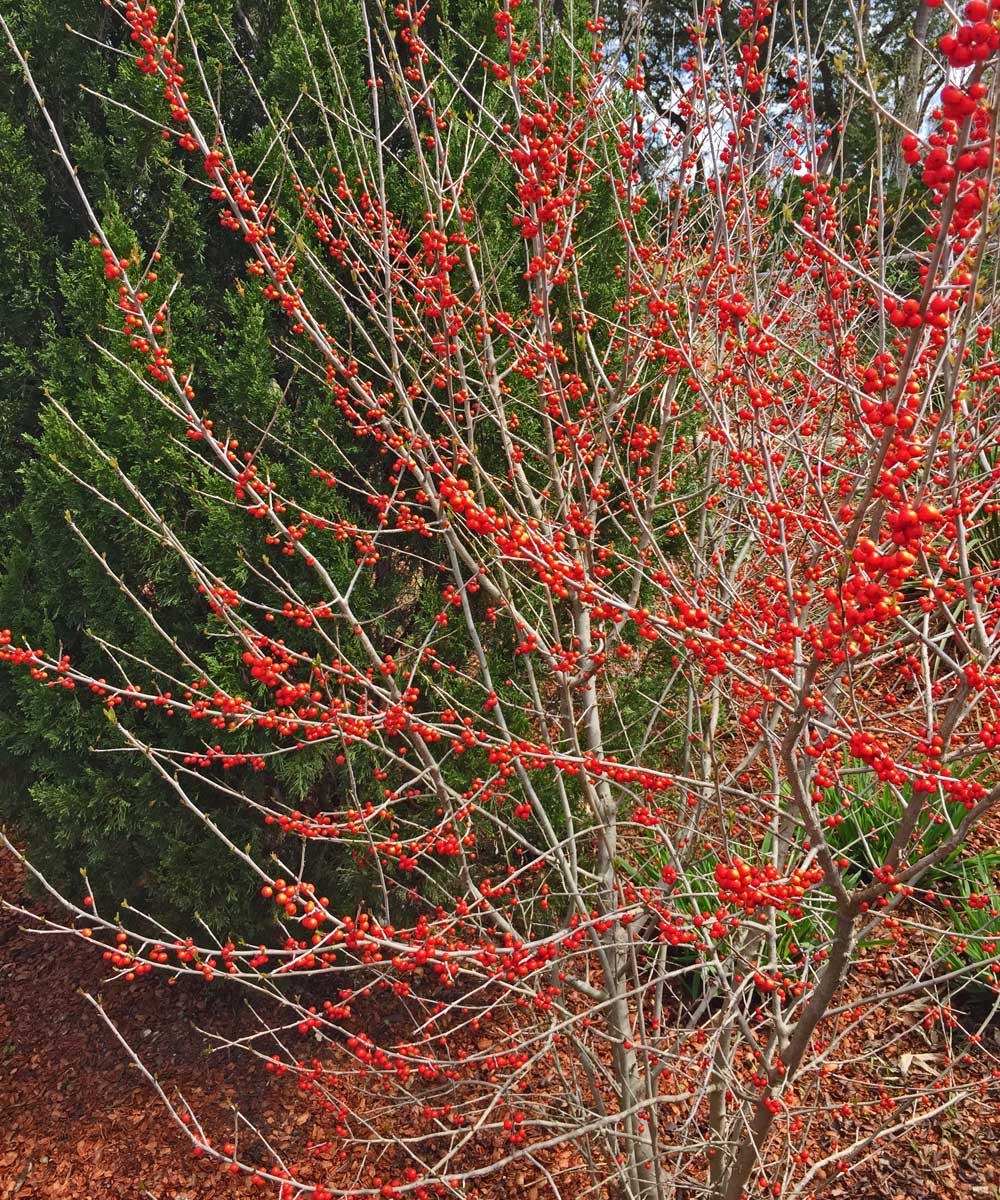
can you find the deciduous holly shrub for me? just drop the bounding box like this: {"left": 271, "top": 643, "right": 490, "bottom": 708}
{"left": 2, "top": 0, "right": 1000, "bottom": 1197}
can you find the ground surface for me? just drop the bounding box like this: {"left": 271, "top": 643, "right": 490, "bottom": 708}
{"left": 0, "top": 846, "right": 276, "bottom": 1200}
{"left": 3, "top": 842, "right": 1000, "bottom": 1200}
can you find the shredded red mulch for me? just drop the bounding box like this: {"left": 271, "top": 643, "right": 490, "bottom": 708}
{"left": 0, "top": 846, "right": 288, "bottom": 1199}
{"left": 3, "top": 840, "right": 1000, "bottom": 1200}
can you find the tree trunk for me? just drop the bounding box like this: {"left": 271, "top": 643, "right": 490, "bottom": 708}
{"left": 894, "top": 1, "right": 932, "bottom": 187}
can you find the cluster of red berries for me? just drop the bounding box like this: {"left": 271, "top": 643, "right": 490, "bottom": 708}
{"left": 714, "top": 858, "right": 825, "bottom": 914}
{"left": 936, "top": 0, "right": 1000, "bottom": 67}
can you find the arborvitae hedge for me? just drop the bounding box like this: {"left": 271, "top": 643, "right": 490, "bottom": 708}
{"left": 0, "top": 0, "right": 624, "bottom": 934}
{"left": 0, "top": 0, "right": 375, "bottom": 932}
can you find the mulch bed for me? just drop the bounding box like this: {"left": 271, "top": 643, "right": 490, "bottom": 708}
{"left": 3, "top": 839, "right": 1000, "bottom": 1200}
{"left": 0, "top": 845, "right": 289, "bottom": 1199}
